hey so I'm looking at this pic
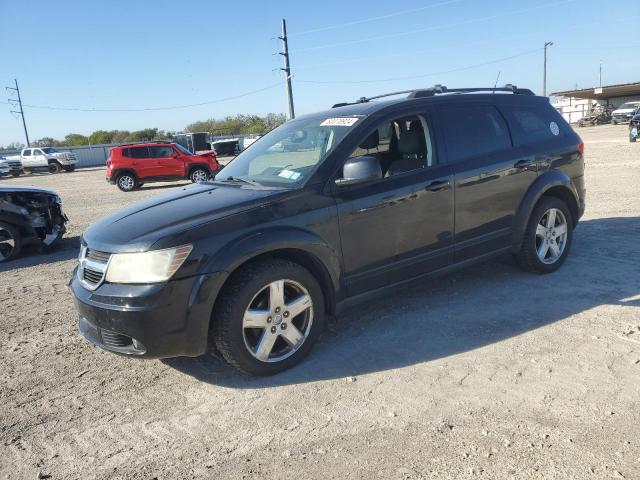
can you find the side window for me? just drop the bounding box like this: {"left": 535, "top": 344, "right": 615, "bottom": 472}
{"left": 129, "top": 147, "right": 149, "bottom": 159}
{"left": 148, "top": 146, "right": 174, "bottom": 158}
{"left": 348, "top": 115, "right": 434, "bottom": 177}
{"left": 502, "top": 105, "right": 560, "bottom": 145}
{"left": 34, "top": 149, "right": 43, "bottom": 155}
{"left": 23, "top": 149, "right": 32, "bottom": 156}
{"left": 441, "top": 105, "right": 511, "bottom": 163}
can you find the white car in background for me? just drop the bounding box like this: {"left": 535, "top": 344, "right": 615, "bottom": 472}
{"left": 6, "top": 147, "right": 78, "bottom": 174}
{"left": 611, "top": 101, "right": 640, "bottom": 125}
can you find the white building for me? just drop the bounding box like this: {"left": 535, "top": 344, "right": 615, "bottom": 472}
{"left": 551, "top": 82, "right": 640, "bottom": 124}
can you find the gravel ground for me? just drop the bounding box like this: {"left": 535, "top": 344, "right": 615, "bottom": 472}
{"left": 1, "top": 125, "right": 639, "bottom": 480}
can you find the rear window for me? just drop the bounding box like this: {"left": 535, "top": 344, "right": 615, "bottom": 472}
{"left": 440, "top": 105, "right": 512, "bottom": 163}
{"left": 502, "top": 105, "right": 561, "bottom": 145}
{"left": 129, "top": 147, "right": 149, "bottom": 159}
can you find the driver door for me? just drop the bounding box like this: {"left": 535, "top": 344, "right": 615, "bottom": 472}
{"left": 332, "top": 112, "right": 454, "bottom": 297}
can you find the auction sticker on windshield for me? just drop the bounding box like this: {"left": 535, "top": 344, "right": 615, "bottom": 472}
{"left": 320, "top": 117, "right": 360, "bottom": 127}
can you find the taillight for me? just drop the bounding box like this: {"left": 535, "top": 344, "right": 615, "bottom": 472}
{"left": 577, "top": 141, "right": 584, "bottom": 155}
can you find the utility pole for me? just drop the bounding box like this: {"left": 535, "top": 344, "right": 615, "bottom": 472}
{"left": 599, "top": 62, "right": 602, "bottom": 87}
{"left": 543, "top": 41, "right": 553, "bottom": 97}
{"left": 279, "top": 18, "right": 295, "bottom": 120}
{"left": 6, "top": 79, "right": 30, "bottom": 147}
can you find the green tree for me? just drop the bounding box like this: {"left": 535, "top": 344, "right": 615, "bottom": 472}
{"left": 62, "top": 134, "right": 89, "bottom": 146}
{"left": 89, "top": 130, "right": 114, "bottom": 145}
{"left": 32, "top": 137, "right": 61, "bottom": 147}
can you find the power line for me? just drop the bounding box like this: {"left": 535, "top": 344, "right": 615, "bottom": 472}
{"left": 291, "top": 0, "right": 578, "bottom": 54}
{"left": 297, "top": 47, "right": 542, "bottom": 85}
{"left": 0, "top": 82, "right": 284, "bottom": 113}
{"left": 289, "top": 0, "right": 467, "bottom": 37}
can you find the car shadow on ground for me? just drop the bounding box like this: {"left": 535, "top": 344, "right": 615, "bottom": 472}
{"left": 0, "top": 235, "right": 80, "bottom": 272}
{"left": 165, "top": 216, "right": 640, "bottom": 388}
{"left": 137, "top": 183, "right": 191, "bottom": 192}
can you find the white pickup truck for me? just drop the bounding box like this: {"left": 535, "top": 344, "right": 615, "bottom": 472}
{"left": 7, "top": 147, "right": 78, "bottom": 174}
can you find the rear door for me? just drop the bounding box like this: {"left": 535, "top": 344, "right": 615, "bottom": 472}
{"left": 128, "top": 146, "right": 155, "bottom": 179}
{"left": 438, "top": 103, "right": 538, "bottom": 261}
{"left": 31, "top": 149, "right": 48, "bottom": 167}
{"left": 21, "top": 149, "right": 34, "bottom": 167}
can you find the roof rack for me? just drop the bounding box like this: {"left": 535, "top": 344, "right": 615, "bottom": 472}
{"left": 332, "top": 84, "right": 534, "bottom": 108}
{"left": 116, "top": 140, "right": 174, "bottom": 147}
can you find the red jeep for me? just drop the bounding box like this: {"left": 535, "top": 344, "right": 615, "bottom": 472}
{"left": 106, "top": 142, "right": 220, "bottom": 192}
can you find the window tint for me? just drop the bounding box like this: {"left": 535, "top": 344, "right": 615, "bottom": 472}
{"left": 129, "top": 147, "right": 149, "bottom": 159}
{"left": 148, "top": 146, "right": 175, "bottom": 158}
{"left": 441, "top": 105, "right": 511, "bottom": 163}
{"left": 34, "top": 149, "right": 43, "bottom": 155}
{"left": 503, "top": 105, "right": 559, "bottom": 145}
{"left": 348, "top": 115, "right": 433, "bottom": 177}
{"left": 23, "top": 149, "right": 31, "bottom": 156}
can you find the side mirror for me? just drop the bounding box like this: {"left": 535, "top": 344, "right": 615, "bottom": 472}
{"left": 335, "top": 155, "right": 382, "bottom": 186}
{"left": 172, "top": 153, "right": 178, "bottom": 159}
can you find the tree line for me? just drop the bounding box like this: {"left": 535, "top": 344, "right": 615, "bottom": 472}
{"left": 0, "top": 113, "right": 286, "bottom": 151}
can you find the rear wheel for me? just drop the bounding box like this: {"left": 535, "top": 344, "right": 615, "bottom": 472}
{"left": 11, "top": 172, "right": 20, "bottom": 177}
{"left": 48, "top": 162, "right": 62, "bottom": 174}
{"left": 516, "top": 197, "right": 573, "bottom": 274}
{"left": 213, "top": 258, "right": 325, "bottom": 376}
{"left": 190, "top": 167, "right": 210, "bottom": 183}
{"left": 116, "top": 173, "right": 137, "bottom": 192}
{"left": 0, "top": 222, "right": 21, "bottom": 262}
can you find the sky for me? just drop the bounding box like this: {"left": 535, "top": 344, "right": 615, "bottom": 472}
{"left": 1, "top": 0, "right": 638, "bottom": 146}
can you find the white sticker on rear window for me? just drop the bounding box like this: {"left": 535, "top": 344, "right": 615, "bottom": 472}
{"left": 550, "top": 121, "right": 560, "bottom": 136}
{"left": 320, "top": 117, "right": 359, "bottom": 127}
{"left": 278, "top": 169, "right": 295, "bottom": 179}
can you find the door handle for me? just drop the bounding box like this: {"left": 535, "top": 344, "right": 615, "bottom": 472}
{"left": 424, "top": 180, "right": 451, "bottom": 192}
{"left": 514, "top": 159, "right": 535, "bottom": 170}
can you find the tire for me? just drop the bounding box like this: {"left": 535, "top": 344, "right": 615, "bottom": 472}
{"left": 11, "top": 172, "right": 20, "bottom": 177}
{"left": 630, "top": 135, "right": 637, "bottom": 143}
{"left": 116, "top": 172, "right": 137, "bottom": 192}
{"left": 190, "top": 167, "right": 210, "bottom": 184}
{"left": 63, "top": 165, "right": 76, "bottom": 172}
{"left": 612, "top": 120, "right": 618, "bottom": 125}
{"left": 0, "top": 222, "right": 22, "bottom": 262}
{"left": 213, "top": 258, "right": 325, "bottom": 376}
{"left": 516, "top": 196, "right": 574, "bottom": 274}
{"left": 48, "top": 162, "right": 62, "bottom": 174}
{"left": 23, "top": 168, "right": 32, "bottom": 174}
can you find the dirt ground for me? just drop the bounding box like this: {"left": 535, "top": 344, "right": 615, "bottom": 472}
{"left": 1, "top": 124, "right": 639, "bottom": 480}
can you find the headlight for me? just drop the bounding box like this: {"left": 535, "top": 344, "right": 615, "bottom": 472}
{"left": 105, "top": 244, "right": 193, "bottom": 284}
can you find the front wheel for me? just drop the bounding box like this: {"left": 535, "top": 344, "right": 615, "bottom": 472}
{"left": 213, "top": 258, "right": 325, "bottom": 376}
{"left": 11, "top": 172, "right": 20, "bottom": 177}
{"left": 0, "top": 222, "right": 22, "bottom": 262}
{"left": 48, "top": 162, "right": 62, "bottom": 174}
{"left": 64, "top": 165, "right": 76, "bottom": 172}
{"left": 190, "top": 168, "right": 210, "bottom": 183}
{"left": 516, "top": 197, "right": 573, "bottom": 274}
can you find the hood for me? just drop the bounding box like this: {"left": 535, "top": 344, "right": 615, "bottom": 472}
{"left": 613, "top": 107, "right": 640, "bottom": 114}
{"left": 82, "top": 182, "right": 285, "bottom": 252}
{"left": 0, "top": 185, "right": 58, "bottom": 195}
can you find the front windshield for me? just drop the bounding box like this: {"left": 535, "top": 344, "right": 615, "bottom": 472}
{"left": 215, "top": 116, "right": 361, "bottom": 187}
{"left": 174, "top": 144, "right": 192, "bottom": 155}
{"left": 41, "top": 147, "right": 58, "bottom": 153}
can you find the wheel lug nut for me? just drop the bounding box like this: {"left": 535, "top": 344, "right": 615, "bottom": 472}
{"left": 275, "top": 307, "right": 281, "bottom": 313}
{"left": 270, "top": 326, "right": 277, "bottom": 334}
{"left": 267, "top": 317, "right": 272, "bottom": 323}
{"left": 281, "top": 323, "right": 287, "bottom": 329}
{"left": 283, "top": 311, "right": 289, "bottom": 318}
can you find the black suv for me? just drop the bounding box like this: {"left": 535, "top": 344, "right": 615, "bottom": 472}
{"left": 71, "top": 85, "right": 585, "bottom": 376}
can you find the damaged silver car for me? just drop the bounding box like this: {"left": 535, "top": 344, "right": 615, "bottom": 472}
{"left": 0, "top": 186, "right": 68, "bottom": 262}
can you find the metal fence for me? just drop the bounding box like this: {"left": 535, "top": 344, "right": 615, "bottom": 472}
{"left": 0, "top": 144, "right": 118, "bottom": 168}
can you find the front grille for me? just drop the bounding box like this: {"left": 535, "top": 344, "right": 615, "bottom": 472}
{"left": 86, "top": 249, "right": 111, "bottom": 263}
{"left": 83, "top": 267, "right": 104, "bottom": 285}
{"left": 101, "top": 330, "right": 133, "bottom": 349}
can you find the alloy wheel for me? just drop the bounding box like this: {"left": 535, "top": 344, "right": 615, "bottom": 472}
{"left": 118, "top": 175, "right": 135, "bottom": 191}
{"left": 242, "top": 279, "right": 314, "bottom": 363}
{"left": 535, "top": 208, "right": 568, "bottom": 264}
{"left": 0, "top": 226, "right": 16, "bottom": 261}
{"left": 191, "top": 169, "right": 209, "bottom": 183}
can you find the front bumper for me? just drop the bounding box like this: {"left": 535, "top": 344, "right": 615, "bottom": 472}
{"left": 70, "top": 269, "right": 228, "bottom": 359}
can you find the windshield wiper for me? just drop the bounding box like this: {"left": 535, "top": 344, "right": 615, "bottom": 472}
{"left": 220, "top": 176, "right": 262, "bottom": 186}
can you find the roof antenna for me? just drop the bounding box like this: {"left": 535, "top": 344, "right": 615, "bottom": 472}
{"left": 493, "top": 71, "right": 501, "bottom": 92}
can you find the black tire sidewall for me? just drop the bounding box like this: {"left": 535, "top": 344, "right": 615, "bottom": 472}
{"left": 116, "top": 173, "right": 136, "bottom": 192}
{"left": 522, "top": 197, "right": 574, "bottom": 274}
{"left": 0, "top": 222, "right": 22, "bottom": 262}
{"left": 214, "top": 259, "right": 325, "bottom": 376}
{"left": 48, "top": 162, "right": 62, "bottom": 174}
{"left": 190, "top": 168, "right": 209, "bottom": 183}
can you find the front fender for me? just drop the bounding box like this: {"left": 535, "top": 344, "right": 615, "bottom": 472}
{"left": 205, "top": 226, "right": 342, "bottom": 301}
{"left": 512, "top": 170, "right": 579, "bottom": 250}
